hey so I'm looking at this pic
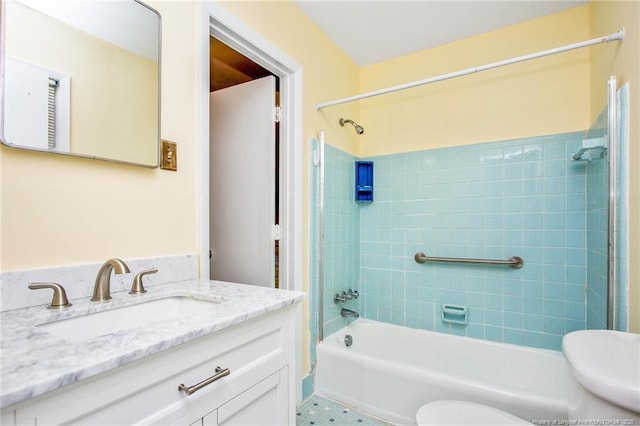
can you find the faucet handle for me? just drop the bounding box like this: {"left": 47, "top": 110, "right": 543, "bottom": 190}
{"left": 334, "top": 292, "right": 348, "bottom": 304}
{"left": 129, "top": 268, "right": 158, "bottom": 294}
{"left": 28, "top": 282, "right": 72, "bottom": 309}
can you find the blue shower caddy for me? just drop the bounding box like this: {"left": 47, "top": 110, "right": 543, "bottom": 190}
{"left": 355, "top": 161, "right": 374, "bottom": 202}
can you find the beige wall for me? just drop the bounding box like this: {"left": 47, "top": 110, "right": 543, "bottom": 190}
{"left": 590, "top": 1, "right": 640, "bottom": 333}
{"left": 1, "top": 1, "right": 199, "bottom": 270}
{"left": 358, "top": 5, "right": 591, "bottom": 157}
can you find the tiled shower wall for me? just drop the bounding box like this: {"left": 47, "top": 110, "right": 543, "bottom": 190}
{"left": 312, "top": 86, "right": 628, "bottom": 356}
{"left": 569, "top": 84, "right": 629, "bottom": 331}
{"left": 358, "top": 134, "right": 587, "bottom": 350}
{"left": 309, "top": 137, "right": 362, "bottom": 357}
{"left": 585, "top": 151, "right": 608, "bottom": 329}
{"left": 584, "top": 112, "right": 608, "bottom": 330}
{"left": 322, "top": 145, "right": 361, "bottom": 337}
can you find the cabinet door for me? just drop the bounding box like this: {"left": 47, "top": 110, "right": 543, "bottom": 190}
{"left": 203, "top": 368, "right": 288, "bottom": 426}
{"left": 1, "top": 409, "right": 17, "bottom": 426}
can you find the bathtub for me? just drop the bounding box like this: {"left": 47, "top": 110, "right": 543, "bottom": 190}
{"left": 315, "top": 319, "right": 568, "bottom": 425}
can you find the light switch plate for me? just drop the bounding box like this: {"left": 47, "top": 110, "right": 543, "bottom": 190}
{"left": 161, "top": 140, "right": 177, "bottom": 171}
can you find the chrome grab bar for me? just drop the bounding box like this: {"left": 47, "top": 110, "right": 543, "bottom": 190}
{"left": 414, "top": 252, "right": 524, "bottom": 269}
{"left": 178, "top": 366, "right": 230, "bottom": 395}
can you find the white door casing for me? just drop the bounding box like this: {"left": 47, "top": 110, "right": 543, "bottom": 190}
{"left": 199, "top": 2, "right": 304, "bottom": 403}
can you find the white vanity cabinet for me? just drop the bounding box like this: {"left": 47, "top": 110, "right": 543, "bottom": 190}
{"left": 1, "top": 307, "right": 297, "bottom": 426}
{"left": 198, "top": 368, "right": 288, "bottom": 425}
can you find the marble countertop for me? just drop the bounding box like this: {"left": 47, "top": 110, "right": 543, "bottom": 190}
{"left": 0, "top": 279, "right": 305, "bottom": 408}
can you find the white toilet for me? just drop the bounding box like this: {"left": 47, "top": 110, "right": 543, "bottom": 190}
{"left": 416, "top": 400, "right": 531, "bottom": 425}
{"left": 563, "top": 330, "right": 640, "bottom": 424}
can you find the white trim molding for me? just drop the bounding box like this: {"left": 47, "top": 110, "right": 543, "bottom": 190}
{"left": 198, "top": 1, "right": 304, "bottom": 401}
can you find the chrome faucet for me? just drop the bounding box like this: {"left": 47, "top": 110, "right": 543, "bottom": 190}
{"left": 340, "top": 308, "right": 359, "bottom": 318}
{"left": 334, "top": 292, "right": 349, "bottom": 304}
{"left": 91, "top": 258, "right": 130, "bottom": 302}
{"left": 334, "top": 289, "right": 360, "bottom": 304}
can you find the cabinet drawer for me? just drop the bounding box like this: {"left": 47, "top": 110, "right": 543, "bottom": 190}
{"left": 216, "top": 367, "right": 288, "bottom": 425}
{"left": 12, "top": 309, "right": 290, "bottom": 425}
{"left": 137, "top": 331, "right": 285, "bottom": 425}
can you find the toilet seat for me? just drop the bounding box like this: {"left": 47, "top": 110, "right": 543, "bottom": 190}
{"left": 416, "top": 400, "right": 531, "bottom": 425}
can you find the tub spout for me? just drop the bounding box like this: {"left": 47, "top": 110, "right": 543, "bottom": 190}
{"left": 341, "top": 308, "right": 359, "bottom": 318}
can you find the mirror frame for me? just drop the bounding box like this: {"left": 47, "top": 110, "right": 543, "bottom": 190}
{"left": 0, "top": 0, "right": 162, "bottom": 168}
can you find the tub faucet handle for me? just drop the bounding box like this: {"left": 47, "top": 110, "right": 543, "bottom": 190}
{"left": 347, "top": 289, "right": 359, "bottom": 299}
{"left": 28, "top": 282, "right": 72, "bottom": 309}
{"left": 334, "top": 292, "right": 348, "bottom": 304}
{"left": 129, "top": 268, "right": 158, "bottom": 294}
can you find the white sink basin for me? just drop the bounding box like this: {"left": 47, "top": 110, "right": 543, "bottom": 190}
{"left": 562, "top": 329, "right": 640, "bottom": 413}
{"left": 37, "top": 296, "right": 225, "bottom": 342}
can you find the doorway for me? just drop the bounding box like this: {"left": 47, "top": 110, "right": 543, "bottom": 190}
{"left": 209, "top": 38, "right": 280, "bottom": 288}
{"left": 199, "top": 4, "right": 303, "bottom": 295}
{"left": 200, "top": 3, "right": 304, "bottom": 402}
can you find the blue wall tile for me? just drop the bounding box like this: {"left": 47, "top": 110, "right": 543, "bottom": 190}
{"left": 356, "top": 133, "right": 587, "bottom": 351}
{"left": 312, "top": 127, "right": 623, "bottom": 353}
{"left": 584, "top": 108, "right": 609, "bottom": 330}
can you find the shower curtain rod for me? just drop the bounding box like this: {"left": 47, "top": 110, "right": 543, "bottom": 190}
{"left": 315, "top": 28, "right": 625, "bottom": 111}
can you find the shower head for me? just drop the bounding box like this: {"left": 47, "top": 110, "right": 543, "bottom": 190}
{"left": 339, "top": 118, "right": 364, "bottom": 135}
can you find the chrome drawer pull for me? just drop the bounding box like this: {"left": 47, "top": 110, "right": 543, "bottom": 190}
{"left": 178, "top": 366, "right": 230, "bottom": 395}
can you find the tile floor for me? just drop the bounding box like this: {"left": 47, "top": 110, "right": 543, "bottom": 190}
{"left": 296, "top": 395, "right": 394, "bottom": 426}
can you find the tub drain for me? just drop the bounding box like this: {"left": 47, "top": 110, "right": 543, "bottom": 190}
{"left": 344, "top": 334, "right": 353, "bottom": 347}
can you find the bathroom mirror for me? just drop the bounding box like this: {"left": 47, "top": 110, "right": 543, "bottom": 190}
{"left": 0, "top": 0, "right": 161, "bottom": 167}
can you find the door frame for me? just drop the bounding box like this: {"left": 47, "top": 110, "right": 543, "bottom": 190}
{"left": 197, "top": 2, "right": 304, "bottom": 401}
